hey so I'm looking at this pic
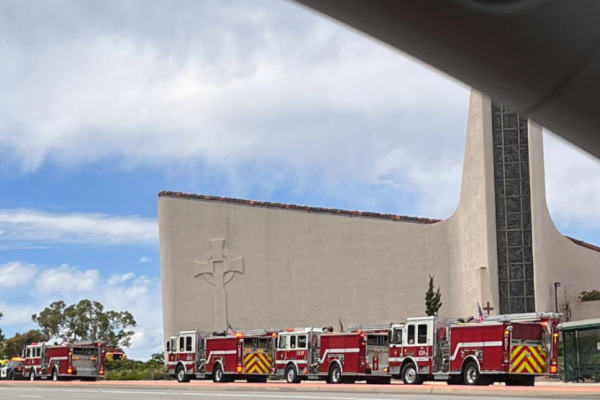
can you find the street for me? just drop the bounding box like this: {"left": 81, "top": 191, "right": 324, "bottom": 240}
{"left": 2, "top": 381, "right": 600, "bottom": 400}
{"left": 0, "top": 386, "right": 576, "bottom": 400}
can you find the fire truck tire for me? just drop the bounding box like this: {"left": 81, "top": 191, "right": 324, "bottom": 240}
{"left": 401, "top": 363, "right": 423, "bottom": 385}
{"left": 328, "top": 364, "right": 342, "bottom": 384}
{"left": 51, "top": 368, "right": 59, "bottom": 382}
{"left": 212, "top": 364, "right": 225, "bottom": 383}
{"left": 176, "top": 366, "right": 191, "bottom": 383}
{"left": 285, "top": 364, "right": 300, "bottom": 384}
{"left": 29, "top": 370, "right": 36, "bottom": 381}
{"left": 463, "top": 360, "right": 482, "bottom": 386}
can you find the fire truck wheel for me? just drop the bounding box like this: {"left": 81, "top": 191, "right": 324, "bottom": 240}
{"left": 212, "top": 364, "right": 225, "bottom": 383}
{"left": 463, "top": 360, "right": 481, "bottom": 385}
{"left": 401, "top": 363, "right": 423, "bottom": 385}
{"left": 176, "top": 366, "right": 191, "bottom": 383}
{"left": 285, "top": 365, "right": 300, "bottom": 384}
{"left": 51, "top": 369, "right": 59, "bottom": 382}
{"left": 29, "top": 370, "right": 36, "bottom": 381}
{"left": 328, "top": 364, "right": 342, "bottom": 384}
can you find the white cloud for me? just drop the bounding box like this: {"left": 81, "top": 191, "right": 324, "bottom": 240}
{"left": 0, "top": 208, "right": 157, "bottom": 247}
{"left": 0, "top": 262, "right": 38, "bottom": 287}
{"left": 139, "top": 256, "right": 152, "bottom": 263}
{"left": 544, "top": 132, "right": 600, "bottom": 231}
{"left": 36, "top": 264, "right": 99, "bottom": 294}
{"left": 0, "top": 261, "right": 162, "bottom": 361}
{"left": 107, "top": 272, "right": 136, "bottom": 285}
{"left": 0, "top": 0, "right": 468, "bottom": 218}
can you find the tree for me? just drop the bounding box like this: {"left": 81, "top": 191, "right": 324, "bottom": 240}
{"left": 32, "top": 300, "right": 137, "bottom": 348}
{"left": 1, "top": 330, "right": 48, "bottom": 358}
{"left": 0, "top": 312, "right": 6, "bottom": 345}
{"left": 425, "top": 274, "right": 443, "bottom": 316}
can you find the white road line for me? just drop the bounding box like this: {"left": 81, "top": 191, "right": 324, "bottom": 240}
{"left": 18, "top": 396, "right": 44, "bottom": 399}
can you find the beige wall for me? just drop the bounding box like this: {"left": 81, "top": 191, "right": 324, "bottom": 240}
{"left": 571, "top": 300, "right": 600, "bottom": 321}
{"left": 159, "top": 197, "right": 453, "bottom": 337}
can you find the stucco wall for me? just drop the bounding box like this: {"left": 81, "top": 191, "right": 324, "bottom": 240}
{"left": 445, "top": 90, "right": 499, "bottom": 316}
{"left": 571, "top": 300, "right": 600, "bottom": 321}
{"left": 159, "top": 197, "right": 452, "bottom": 338}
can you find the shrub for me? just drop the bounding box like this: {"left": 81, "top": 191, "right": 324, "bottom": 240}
{"left": 580, "top": 290, "right": 600, "bottom": 302}
{"left": 103, "top": 356, "right": 172, "bottom": 381}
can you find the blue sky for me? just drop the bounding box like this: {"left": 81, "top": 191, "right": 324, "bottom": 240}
{"left": 1, "top": 0, "right": 600, "bottom": 360}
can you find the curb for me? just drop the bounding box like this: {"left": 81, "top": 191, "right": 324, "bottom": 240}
{"left": 2, "top": 381, "right": 600, "bottom": 398}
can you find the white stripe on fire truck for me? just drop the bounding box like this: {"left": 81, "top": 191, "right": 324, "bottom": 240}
{"left": 48, "top": 357, "right": 68, "bottom": 362}
{"left": 388, "top": 357, "right": 429, "bottom": 362}
{"left": 275, "top": 360, "right": 307, "bottom": 365}
{"left": 449, "top": 341, "right": 503, "bottom": 361}
{"left": 206, "top": 350, "right": 237, "bottom": 363}
{"left": 319, "top": 348, "right": 360, "bottom": 364}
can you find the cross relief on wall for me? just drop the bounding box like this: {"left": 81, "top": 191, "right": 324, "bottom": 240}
{"left": 193, "top": 239, "right": 243, "bottom": 331}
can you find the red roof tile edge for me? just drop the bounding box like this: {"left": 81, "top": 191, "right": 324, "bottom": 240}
{"left": 158, "top": 191, "right": 442, "bottom": 224}
{"left": 566, "top": 236, "right": 600, "bottom": 253}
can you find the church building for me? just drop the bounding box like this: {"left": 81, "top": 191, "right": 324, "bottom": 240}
{"left": 159, "top": 90, "right": 600, "bottom": 339}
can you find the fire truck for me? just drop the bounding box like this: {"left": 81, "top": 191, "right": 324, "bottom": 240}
{"left": 23, "top": 342, "right": 105, "bottom": 381}
{"left": 166, "top": 329, "right": 278, "bottom": 383}
{"left": 389, "top": 313, "right": 561, "bottom": 386}
{"left": 275, "top": 324, "right": 403, "bottom": 384}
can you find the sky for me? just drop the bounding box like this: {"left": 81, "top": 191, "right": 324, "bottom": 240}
{"left": 1, "top": 0, "right": 600, "bottom": 361}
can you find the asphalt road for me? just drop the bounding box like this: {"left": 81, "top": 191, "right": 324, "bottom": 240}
{"left": 0, "top": 387, "right": 571, "bottom": 400}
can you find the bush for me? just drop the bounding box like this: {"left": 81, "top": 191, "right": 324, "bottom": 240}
{"left": 580, "top": 290, "right": 600, "bottom": 302}
{"left": 103, "top": 356, "right": 171, "bottom": 381}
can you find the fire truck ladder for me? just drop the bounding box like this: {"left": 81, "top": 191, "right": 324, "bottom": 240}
{"left": 234, "top": 329, "right": 280, "bottom": 336}
{"left": 485, "top": 312, "right": 562, "bottom": 323}
{"left": 348, "top": 323, "right": 394, "bottom": 332}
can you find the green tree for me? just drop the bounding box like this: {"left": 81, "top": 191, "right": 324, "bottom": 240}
{"left": 425, "top": 274, "right": 443, "bottom": 316}
{"left": 1, "top": 330, "right": 48, "bottom": 358}
{"left": 32, "top": 300, "right": 137, "bottom": 348}
{"left": 0, "top": 312, "right": 6, "bottom": 345}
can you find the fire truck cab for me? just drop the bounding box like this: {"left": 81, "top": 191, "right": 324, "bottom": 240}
{"left": 24, "top": 342, "right": 105, "bottom": 381}
{"left": 394, "top": 313, "right": 560, "bottom": 386}
{"left": 167, "top": 329, "right": 278, "bottom": 383}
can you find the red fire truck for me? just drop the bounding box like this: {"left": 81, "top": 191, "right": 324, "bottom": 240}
{"left": 276, "top": 324, "right": 403, "bottom": 384}
{"left": 23, "top": 342, "right": 105, "bottom": 381}
{"left": 389, "top": 313, "right": 560, "bottom": 386}
{"left": 166, "top": 329, "right": 278, "bottom": 383}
